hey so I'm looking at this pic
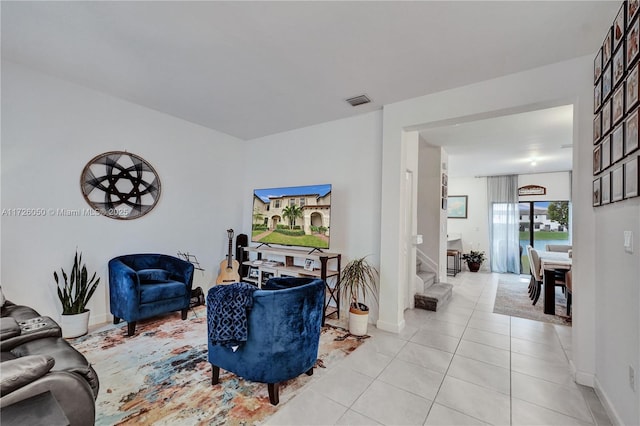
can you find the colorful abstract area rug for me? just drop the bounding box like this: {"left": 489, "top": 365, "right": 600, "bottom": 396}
{"left": 493, "top": 277, "right": 571, "bottom": 326}
{"left": 70, "top": 307, "right": 365, "bottom": 425}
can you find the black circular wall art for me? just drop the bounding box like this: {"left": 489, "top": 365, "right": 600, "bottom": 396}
{"left": 80, "top": 151, "right": 161, "bottom": 220}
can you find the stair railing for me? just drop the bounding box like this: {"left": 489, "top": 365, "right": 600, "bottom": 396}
{"left": 416, "top": 248, "right": 438, "bottom": 279}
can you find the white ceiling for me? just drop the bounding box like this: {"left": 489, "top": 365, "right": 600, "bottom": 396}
{"left": 1, "top": 1, "right": 618, "bottom": 176}
{"left": 420, "top": 105, "right": 575, "bottom": 178}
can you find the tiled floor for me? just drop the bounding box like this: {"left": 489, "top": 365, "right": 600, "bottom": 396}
{"left": 265, "top": 272, "right": 613, "bottom": 426}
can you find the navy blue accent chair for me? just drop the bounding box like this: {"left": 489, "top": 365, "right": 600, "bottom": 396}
{"left": 108, "top": 254, "right": 194, "bottom": 336}
{"left": 208, "top": 277, "right": 325, "bottom": 405}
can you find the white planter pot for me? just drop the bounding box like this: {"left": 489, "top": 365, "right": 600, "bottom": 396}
{"left": 348, "top": 307, "right": 369, "bottom": 336}
{"left": 60, "top": 310, "right": 90, "bottom": 338}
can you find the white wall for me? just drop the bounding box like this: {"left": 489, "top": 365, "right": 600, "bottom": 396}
{"left": 518, "top": 171, "right": 571, "bottom": 202}
{"left": 447, "top": 177, "right": 490, "bottom": 268}
{"left": 1, "top": 62, "right": 244, "bottom": 325}
{"left": 242, "top": 111, "right": 383, "bottom": 321}
{"left": 417, "top": 142, "right": 443, "bottom": 276}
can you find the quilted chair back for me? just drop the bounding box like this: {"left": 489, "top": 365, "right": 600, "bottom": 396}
{"left": 207, "top": 277, "right": 324, "bottom": 404}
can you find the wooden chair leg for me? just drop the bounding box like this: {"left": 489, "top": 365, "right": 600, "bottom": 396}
{"left": 181, "top": 308, "right": 188, "bottom": 320}
{"left": 127, "top": 322, "right": 136, "bottom": 336}
{"left": 567, "top": 292, "right": 572, "bottom": 316}
{"left": 113, "top": 317, "right": 121, "bottom": 325}
{"left": 268, "top": 383, "right": 280, "bottom": 405}
{"left": 211, "top": 365, "right": 220, "bottom": 385}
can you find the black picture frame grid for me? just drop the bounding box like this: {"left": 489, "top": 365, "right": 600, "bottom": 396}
{"left": 593, "top": 1, "right": 640, "bottom": 207}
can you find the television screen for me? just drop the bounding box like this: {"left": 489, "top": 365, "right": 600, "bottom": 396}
{"left": 252, "top": 184, "right": 331, "bottom": 249}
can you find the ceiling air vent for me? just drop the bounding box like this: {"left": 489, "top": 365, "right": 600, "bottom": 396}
{"left": 345, "top": 94, "right": 371, "bottom": 107}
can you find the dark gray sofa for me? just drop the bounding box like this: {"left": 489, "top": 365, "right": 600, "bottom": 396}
{"left": 1, "top": 300, "right": 99, "bottom": 425}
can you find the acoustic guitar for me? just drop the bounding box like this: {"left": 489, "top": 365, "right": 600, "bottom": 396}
{"left": 216, "top": 229, "right": 241, "bottom": 284}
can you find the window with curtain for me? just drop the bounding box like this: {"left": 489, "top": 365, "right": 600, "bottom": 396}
{"left": 487, "top": 175, "right": 520, "bottom": 273}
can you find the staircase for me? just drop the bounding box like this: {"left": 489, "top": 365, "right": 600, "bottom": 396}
{"left": 414, "top": 259, "right": 453, "bottom": 311}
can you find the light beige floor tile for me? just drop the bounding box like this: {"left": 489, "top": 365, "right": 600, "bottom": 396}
{"left": 341, "top": 344, "right": 394, "bottom": 378}
{"left": 512, "top": 397, "right": 594, "bottom": 425}
{"left": 263, "top": 388, "right": 348, "bottom": 426}
{"left": 360, "top": 328, "right": 408, "bottom": 357}
{"left": 351, "top": 380, "right": 431, "bottom": 426}
{"left": 424, "top": 403, "right": 489, "bottom": 426}
{"left": 396, "top": 341, "right": 453, "bottom": 374}
{"left": 467, "top": 317, "right": 511, "bottom": 335}
{"left": 378, "top": 358, "right": 445, "bottom": 401}
{"left": 511, "top": 324, "right": 562, "bottom": 346}
{"left": 511, "top": 336, "right": 567, "bottom": 363}
{"left": 435, "top": 376, "right": 511, "bottom": 425}
{"left": 455, "top": 339, "right": 510, "bottom": 369}
{"left": 419, "top": 318, "right": 466, "bottom": 339}
{"left": 470, "top": 310, "right": 511, "bottom": 325}
{"left": 447, "top": 354, "right": 511, "bottom": 395}
{"left": 462, "top": 326, "right": 511, "bottom": 351}
{"left": 309, "top": 365, "right": 374, "bottom": 407}
{"left": 511, "top": 371, "right": 593, "bottom": 422}
{"left": 511, "top": 351, "right": 575, "bottom": 387}
{"left": 410, "top": 328, "right": 460, "bottom": 353}
{"left": 335, "top": 409, "right": 382, "bottom": 425}
{"left": 432, "top": 310, "right": 471, "bottom": 326}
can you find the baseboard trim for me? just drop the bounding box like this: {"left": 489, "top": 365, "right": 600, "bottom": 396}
{"left": 594, "top": 376, "right": 623, "bottom": 426}
{"left": 375, "top": 318, "right": 405, "bottom": 333}
{"left": 89, "top": 312, "right": 109, "bottom": 326}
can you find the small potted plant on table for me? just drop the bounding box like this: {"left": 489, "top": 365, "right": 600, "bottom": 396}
{"left": 340, "top": 256, "right": 378, "bottom": 336}
{"left": 462, "top": 250, "right": 486, "bottom": 272}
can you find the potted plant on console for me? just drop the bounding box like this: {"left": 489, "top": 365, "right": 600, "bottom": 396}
{"left": 340, "top": 256, "right": 378, "bottom": 336}
{"left": 53, "top": 249, "right": 101, "bottom": 338}
{"left": 462, "top": 250, "right": 486, "bottom": 272}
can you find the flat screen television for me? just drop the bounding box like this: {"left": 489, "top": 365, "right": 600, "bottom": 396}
{"left": 252, "top": 184, "right": 331, "bottom": 250}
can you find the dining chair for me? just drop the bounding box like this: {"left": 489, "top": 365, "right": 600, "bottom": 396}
{"left": 527, "top": 246, "right": 566, "bottom": 306}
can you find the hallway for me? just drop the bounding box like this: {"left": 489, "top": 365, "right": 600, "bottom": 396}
{"left": 266, "top": 272, "right": 611, "bottom": 425}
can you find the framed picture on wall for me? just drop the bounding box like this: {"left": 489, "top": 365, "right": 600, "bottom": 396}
{"left": 602, "top": 136, "right": 611, "bottom": 170}
{"left": 613, "top": 46, "right": 625, "bottom": 86}
{"left": 612, "top": 84, "right": 625, "bottom": 124}
{"left": 624, "top": 156, "right": 639, "bottom": 198}
{"left": 630, "top": 0, "right": 640, "bottom": 26}
{"left": 612, "top": 123, "right": 625, "bottom": 163}
{"left": 603, "top": 63, "right": 613, "bottom": 100}
{"left": 447, "top": 195, "right": 468, "bottom": 219}
{"left": 603, "top": 27, "right": 613, "bottom": 65}
{"left": 614, "top": 4, "right": 626, "bottom": 49}
{"left": 594, "top": 112, "right": 602, "bottom": 143}
{"left": 626, "top": 108, "right": 639, "bottom": 155}
{"left": 627, "top": 18, "right": 640, "bottom": 67}
{"left": 593, "top": 178, "right": 601, "bottom": 206}
{"left": 603, "top": 98, "right": 612, "bottom": 133}
{"left": 626, "top": 63, "right": 639, "bottom": 110}
{"left": 602, "top": 173, "right": 611, "bottom": 204}
{"left": 595, "top": 47, "right": 603, "bottom": 83}
{"left": 594, "top": 144, "right": 602, "bottom": 175}
{"left": 612, "top": 165, "right": 624, "bottom": 201}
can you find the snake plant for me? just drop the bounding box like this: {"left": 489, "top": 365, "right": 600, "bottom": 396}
{"left": 53, "top": 250, "right": 100, "bottom": 315}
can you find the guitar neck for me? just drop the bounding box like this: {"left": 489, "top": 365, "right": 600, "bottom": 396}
{"left": 227, "top": 238, "right": 233, "bottom": 268}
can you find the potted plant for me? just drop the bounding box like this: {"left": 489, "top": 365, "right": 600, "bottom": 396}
{"left": 340, "top": 256, "right": 378, "bottom": 336}
{"left": 462, "top": 250, "right": 486, "bottom": 272}
{"left": 53, "top": 250, "right": 100, "bottom": 338}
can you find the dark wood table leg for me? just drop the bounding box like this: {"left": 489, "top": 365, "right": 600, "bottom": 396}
{"left": 543, "top": 268, "right": 556, "bottom": 315}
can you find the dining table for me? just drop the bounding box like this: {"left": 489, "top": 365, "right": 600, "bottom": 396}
{"left": 537, "top": 250, "right": 572, "bottom": 315}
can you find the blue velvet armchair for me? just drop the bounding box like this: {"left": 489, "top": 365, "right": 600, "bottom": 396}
{"left": 207, "top": 277, "right": 325, "bottom": 405}
{"left": 108, "top": 254, "right": 194, "bottom": 336}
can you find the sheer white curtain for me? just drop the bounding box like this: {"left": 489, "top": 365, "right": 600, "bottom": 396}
{"left": 487, "top": 175, "right": 520, "bottom": 273}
